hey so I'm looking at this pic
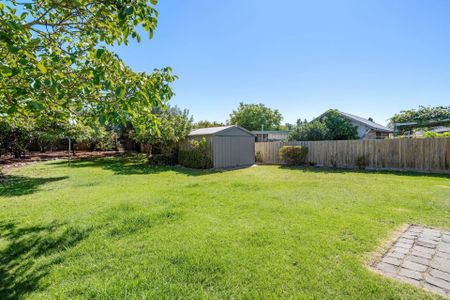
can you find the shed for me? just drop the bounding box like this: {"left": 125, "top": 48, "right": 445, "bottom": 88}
{"left": 181, "top": 125, "right": 255, "bottom": 169}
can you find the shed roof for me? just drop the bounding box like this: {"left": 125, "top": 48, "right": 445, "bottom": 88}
{"left": 189, "top": 125, "right": 255, "bottom": 137}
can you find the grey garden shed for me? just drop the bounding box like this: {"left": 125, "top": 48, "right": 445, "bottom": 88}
{"left": 183, "top": 125, "right": 255, "bottom": 169}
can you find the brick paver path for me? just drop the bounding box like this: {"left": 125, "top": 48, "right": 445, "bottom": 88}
{"left": 374, "top": 225, "right": 450, "bottom": 298}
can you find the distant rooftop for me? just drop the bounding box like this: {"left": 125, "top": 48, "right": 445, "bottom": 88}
{"left": 338, "top": 111, "right": 393, "bottom": 133}
{"left": 252, "top": 130, "right": 290, "bottom": 134}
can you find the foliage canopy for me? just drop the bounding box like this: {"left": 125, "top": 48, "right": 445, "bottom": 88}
{"left": 0, "top": 0, "right": 175, "bottom": 137}
{"left": 289, "top": 110, "right": 358, "bottom": 141}
{"left": 229, "top": 103, "right": 282, "bottom": 131}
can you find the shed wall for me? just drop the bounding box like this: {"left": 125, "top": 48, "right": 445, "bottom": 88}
{"left": 213, "top": 136, "right": 255, "bottom": 168}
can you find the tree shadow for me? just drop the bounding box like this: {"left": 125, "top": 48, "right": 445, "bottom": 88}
{"left": 278, "top": 165, "right": 450, "bottom": 179}
{"left": 0, "top": 175, "right": 69, "bottom": 197}
{"left": 0, "top": 220, "right": 92, "bottom": 299}
{"left": 48, "top": 156, "right": 221, "bottom": 177}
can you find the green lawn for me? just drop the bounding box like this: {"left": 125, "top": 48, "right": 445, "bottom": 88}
{"left": 1, "top": 156, "right": 449, "bottom": 299}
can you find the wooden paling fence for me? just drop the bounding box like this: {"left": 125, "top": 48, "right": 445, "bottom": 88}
{"left": 255, "top": 138, "right": 450, "bottom": 173}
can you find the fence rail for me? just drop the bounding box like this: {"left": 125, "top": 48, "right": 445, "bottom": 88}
{"left": 255, "top": 138, "right": 450, "bottom": 173}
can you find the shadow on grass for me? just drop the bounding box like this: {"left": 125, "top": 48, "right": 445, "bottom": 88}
{"left": 48, "top": 155, "right": 220, "bottom": 177}
{"left": 0, "top": 175, "right": 69, "bottom": 197}
{"left": 0, "top": 220, "right": 92, "bottom": 299}
{"left": 278, "top": 165, "right": 450, "bottom": 179}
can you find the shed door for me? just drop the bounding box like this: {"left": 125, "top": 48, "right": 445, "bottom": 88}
{"left": 213, "top": 136, "right": 255, "bottom": 168}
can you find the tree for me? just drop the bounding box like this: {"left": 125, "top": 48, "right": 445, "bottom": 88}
{"left": 288, "top": 121, "right": 329, "bottom": 141}
{"left": 193, "top": 120, "right": 225, "bottom": 129}
{"left": 132, "top": 105, "right": 193, "bottom": 159}
{"left": 1, "top": 0, "right": 175, "bottom": 135}
{"left": 390, "top": 106, "right": 450, "bottom": 124}
{"left": 0, "top": 119, "right": 31, "bottom": 158}
{"left": 289, "top": 110, "right": 358, "bottom": 141}
{"left": 319, "top": 109, "right": 359, "bottom": 140}
{"left": 229, "top": 103, "right": 283, "bottom": 131}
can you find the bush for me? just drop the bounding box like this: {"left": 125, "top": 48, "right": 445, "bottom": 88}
{"left": 255, "top": 151, "right": 263, "bottom": 163}
{"left": 279, "top": 146, "right": 308, "bottom": 165}
{"left": 422, "top": 131, "right": 450, "bottom": 138}
{"left": 356, "top": 155, "right": 367, "bottom": 169}
{"left": 289, "top": 121, "right": 329, "bottom": 141}
{"left": 178, "top": 138, "right": 213, "bottom": 169}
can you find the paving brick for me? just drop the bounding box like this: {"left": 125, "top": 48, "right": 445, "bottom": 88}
{"left": 398, "top": 268, "right": 422, "bottom": 280}
{"left": 402, "top": 260, "right": 428, "bottom": 272}
{"left": 440, "top": 244, "right": 450, "bottom": 254}
{"left": 412, "top": 245, "right": 435, "bottom": 255}
{"left": 382, "top": 256, "right": 402, "bottom": 266}
{"left": 422, "top": 228, "right": 441, "bottom": 236}
{"left": 398, "top": 238, "right": 414, "bottom": 244}
{"left": 401, "top": 234, "right": 417, "bottom": 240}
{"left": 376, "top": 262, "right": 397, "bottom": 274}
{"left": 436, "top": 251, "right": 450, "bottom": 260}
{"left": 411, "top": 250, "right": 433, "bottom": 259}
{"left": 409, "top": 226, "right": 423, "bottom": 233}
{"left": 425, "top": 275, "right": 450, "bottom": 290}
{"left": 404, "top": 255, "right": 430, "bottom": 266}
{"left": 397, "top": 276, "right": 421, "bottom": 286}
{"left": 430, "top": 268, "right": 450, "bottom": 282}
{"left": 387, "top": 251, "right": 406, "bottom": 260}
{"left": 393, "top": 247, "right": 410, "bottom": 254}
{"left": 416, "top": 241, "right": 437, "bottom": 249}
{"left": 430, "top": 261, "right": 450, "bottom": 273}
{"left": 418, "top": 238, "right": 439, "bottom": 245}
{"left": 395, "top": 242, "right": 413, "bottom": 250}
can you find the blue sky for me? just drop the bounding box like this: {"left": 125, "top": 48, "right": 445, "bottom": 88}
{"left": 113, "top": 0, "right": 450, "bottom": 126}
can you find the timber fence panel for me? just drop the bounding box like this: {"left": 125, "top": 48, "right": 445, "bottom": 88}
{"left": 255, "top": 138, "right": 450, "bottom": 173}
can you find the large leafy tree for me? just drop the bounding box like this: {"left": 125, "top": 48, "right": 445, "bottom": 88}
{"left": 390, "top": 106, "right": 450, "bottom": 124}
{"left": 289, "top": 110, "right": 358, "bottom": 141}
{"left": 319, "top": 109, "right": 358, "bottom": 140}
{"left": 229, "top": 102, "right": 283, "bottom": 131}
{"left": 132, "top": 105, "right": 193, "bottom": 158}
{"left": 0, "top": 0, "right": 175, "bottom": 134}
{"left": 288, "top": 121, "right": 329, "bottom": 141}
{"left": 193, "top": 120, "right": 225, "bottom": 129}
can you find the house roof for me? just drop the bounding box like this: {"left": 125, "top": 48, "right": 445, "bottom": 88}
{"left": 337, "top": 111, "right": 393, "bottom": 133}
{"left": 189, "top": 125, "right": 255, "bottom": 137}
{"left": 252, "top": 130, "right": 290, "bottom": 134}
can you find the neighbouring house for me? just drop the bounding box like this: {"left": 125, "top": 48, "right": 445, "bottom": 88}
{"left": 181, "top": 125, "right": 255, "bottom": 169}
{"left": 335, "top": 111, "right": 393, "bottom": 139}
{"left": 252, "top": 130, "right": 290, "bottom": 142}
{"left": 413, "top": 126, "right": 450, "bottom": 137}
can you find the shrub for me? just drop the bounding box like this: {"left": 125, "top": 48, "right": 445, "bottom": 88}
{"left": 279, "top": 146, "right": 308, "bottom": 165}
{"left": 422, "top": 131, "right": 450, "bottom": 138}
{"left": 289, "top": 121, "right": 329, "bottom": 141}
{"left": 255, "top": 151, "right": 263, "bottom": 163}
{"left": 356, "top": 155, "right": 367, "bottom": 169}
{"left": 178, "top": 138, "right": 213, "bottom": 169}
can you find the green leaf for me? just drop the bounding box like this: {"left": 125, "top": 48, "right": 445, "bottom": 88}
{"left": 125, "top": 6, "right": 134, "bottom": 16}
{"left": 150, "top": 0, "right": 158, "bottom": 5}
{"left": 0, "top": 65, "right": 12, "bottom": 76}
{"left": 31, "top": 79, "right": 41, "bottom": 89}
{"left": 36, "top": 62, "right": 47, "bottom": 74}
{"left": 96, "top": 48, "right": 105, "bottom": 59}
{"left": 29, "top": 101, "right": 45, "bottom": 111}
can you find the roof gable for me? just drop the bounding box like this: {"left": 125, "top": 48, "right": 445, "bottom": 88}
{"left": 189, "top": 125, "right": 255, "bottom": 137}
{"left": 338, "top": 111, "right": 393, "bottom": 132}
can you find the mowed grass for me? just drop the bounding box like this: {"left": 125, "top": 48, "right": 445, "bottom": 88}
{"left": 0, "top": 155, "right": 449, "bottom": 299}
